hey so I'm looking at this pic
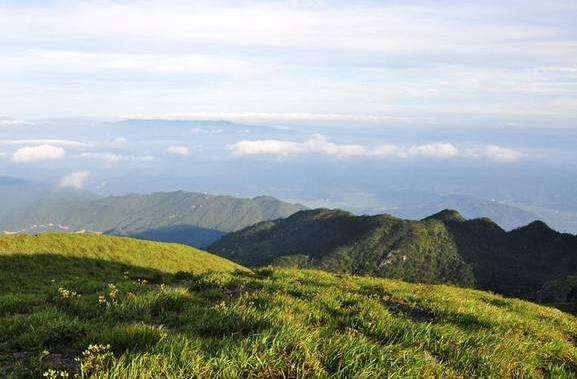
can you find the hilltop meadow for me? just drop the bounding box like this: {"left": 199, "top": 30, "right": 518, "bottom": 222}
{"left": 1, "top": 234, "right": 577, "bottom": 378}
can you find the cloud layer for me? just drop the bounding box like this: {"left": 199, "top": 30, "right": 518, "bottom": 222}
{"left": 228, "top": 135, "right": 522, "bottom": 161}
{"left": 0, "top": 1, "right": 575, "bottom": 124}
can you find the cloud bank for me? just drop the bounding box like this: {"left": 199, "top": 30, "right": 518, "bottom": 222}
{"left": 228, "top": 135, "right": 522, "bottom": 162}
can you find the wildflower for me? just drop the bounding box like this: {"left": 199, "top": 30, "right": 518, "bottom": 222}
{"left": 58, "top": 287, "right": 70, "bottom": 299}
{"left": 42, "top": 369, "right": 69, "bottom": 379}
{"left": 108, "top": 283, "right": 118, "bottom": 304}
{"left": 57, "top": 287, "right": 79, "bottom": 300}
{"left": 76, "top": 344, "right": 112, "bottom": 376}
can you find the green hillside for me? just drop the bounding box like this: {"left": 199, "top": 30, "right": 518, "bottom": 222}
{"left": 210, "top": 209, "right": 577, "bottom": 300}
{"left": 2, "top": 257, "right": 577, "bottom": 378}
{"left": 0, "top": 191, "right": 307, "bottom": 247}
{"left": 0, "top": 234, "right": 245, "bottom": 293}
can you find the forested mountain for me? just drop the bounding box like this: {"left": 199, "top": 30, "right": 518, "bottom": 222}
{"left": 210, "top": 208, "right": 577, "bottom": 299}
{"left": 0, "top": 191, "right": 306, "bottom": 247}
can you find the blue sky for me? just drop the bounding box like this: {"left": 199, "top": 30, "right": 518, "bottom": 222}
{"left": 2, "top": 2, "right": 577, "bottom": 232}
{"left": 0, "top": 0, "right": 576, "bottom": 127}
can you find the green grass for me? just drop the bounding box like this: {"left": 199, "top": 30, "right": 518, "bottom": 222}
{"left": 0, "top": 233, "right": 245, "bottom": 293}
{"left": 1, "top": 235, "right": 577, "bottom": 379}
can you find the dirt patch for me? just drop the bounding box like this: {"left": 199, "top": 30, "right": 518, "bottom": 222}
{"left": 383, "top": 300, "right": 435, "bottom": 323}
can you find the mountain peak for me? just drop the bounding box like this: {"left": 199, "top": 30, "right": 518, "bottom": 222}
{"left": 521, "top": 220, "right": 555, "bottom": 233}
{"left": 424, "top": 209, "right": 466, "bottom": 223}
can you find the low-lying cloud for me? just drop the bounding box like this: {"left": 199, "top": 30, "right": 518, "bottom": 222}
{"left": 60, "top": 170, "right": 89, "bottom": 189}
{"left": 465, "top": 145, "right": 524, "bottom": 162}
{"left": 78, "top": 152, "right": 155, "bottom": 162}
{"left": 228, "top": 135, "right": 522, "bottom": 162}
{"left": 11, "top": 144, "right": 67, "bottom": 162}
{"left": 165, "top": 146, "right": 190, "bottom": 156}
{"left": 79, "top": 152, "right": 122, "bottom": 162}
{"left": 230, "top": 135, "right": 365, "bottom": 158}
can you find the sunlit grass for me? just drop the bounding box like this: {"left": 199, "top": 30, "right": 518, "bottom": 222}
{"left": 2, "top": 264, "right": 577, "bottom": 378}
{"left": 0, "top": 233, "right": 245, "bottom": 293}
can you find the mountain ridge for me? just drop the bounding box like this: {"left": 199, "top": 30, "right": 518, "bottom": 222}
{"left": 210, "top": 208, "right": 577, "bottom": 299}
{"left": 0, "top": 190, "right": 307, "bottom": 247}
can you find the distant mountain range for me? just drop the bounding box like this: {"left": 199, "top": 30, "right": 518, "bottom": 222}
{"left": 391, "top": 194, "right": 538, "bottom": 230}
{"left": 107, "top": 119, "right": 286, "bottom": 138}
{"left": 210, "top": 208, "right": 577, "bottom": 300}
{"left": 0, "top": 191, "right": 306, "bottom": 247}
{"left": 0, "top": 176, "right": 96, "bottom": 216}
{"left": 304, "top": 189, "right": 573, "bottom": 233}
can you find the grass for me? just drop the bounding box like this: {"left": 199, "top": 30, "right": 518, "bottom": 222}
{"left": 0, "top": 233, "right": 245, "bottom": 293}
{"left": 1, "top": 235, "right": 577, "bottom": 378}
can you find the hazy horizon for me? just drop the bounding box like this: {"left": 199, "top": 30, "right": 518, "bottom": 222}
{"left": 1, "top": 1, "right": 577, "bottom": 231}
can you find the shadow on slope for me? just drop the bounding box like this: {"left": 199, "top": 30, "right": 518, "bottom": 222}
{"left": 128, "top": 224, "right": 225, "bottom": 248}
{"left": 0, "top": 254, "right": 172, "bottom": 294}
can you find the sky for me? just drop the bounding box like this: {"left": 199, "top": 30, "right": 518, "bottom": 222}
{"left": 0, "top": 0, "right": 576, "bottom": 126}
{"left": 1, "top": 0, "right": 577, "bottom": 231}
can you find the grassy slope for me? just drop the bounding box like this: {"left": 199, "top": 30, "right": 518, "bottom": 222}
{"left": 1, "top": 254, "right": 577, "bottom": 377}
{"left": 0, "top": 234, "right": 245, "bottom": 293}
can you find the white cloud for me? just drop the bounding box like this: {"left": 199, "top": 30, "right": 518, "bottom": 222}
{"left": 404, "top": 143, "right": 460, "bottom": 159}
{"left": 229, "top": 135, "right": 520, "bottom": 161}
{"left": 165, "top": 145, "right": 190, "bottom": 156}
{"left": 77, "top": 152, "right": 155, "bottom": 162}
{"left": 465, "top": 145, "right": 523, "bottom": 161}
{"left": 157, "top": 112, "right": 406, "bottom": 123}
{"left": 79, "top": 152, "right": 121, "bottom": 162}
{"left": 369, "top": 142, "right": 461, "bottom": 159}
{"left": 0, "top": 2, "right": 574, "bottom": 61}
{"left": 229, "top": 135, "right": 461, "bottom": 159}
{"left": 229, "top": 134, "right": 366, "bottom": 158}
{"left": 0, "top": 50, "right": 257, "bottom": 76}
{"left": 125, "top": 155, "right": 156, "bottom": 162}
{"left": 1, "top": 139, "right": 85, "bottom": 147}
{"left": 59, "top": 171, "right": 90, "bottom": 189}
{"left": 11, "top": 144, "right": 66, "bottom": 162}
{"left": 0, "top": 2, "right": 575, "bottom": 123}
{"left": 0, "top": 118, "right": 30, "bottom": 126}
{"left": 112, "top": 137, "right": 127, "bottom": 144}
